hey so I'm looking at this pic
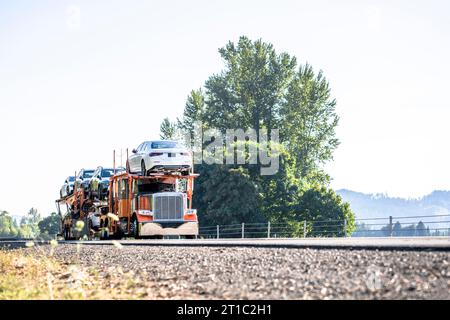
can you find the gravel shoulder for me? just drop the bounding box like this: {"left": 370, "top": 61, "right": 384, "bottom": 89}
{"left": 14, "top": 244, "right": 448, "bottom": 300}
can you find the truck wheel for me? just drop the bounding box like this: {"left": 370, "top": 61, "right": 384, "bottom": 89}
{"left": 100, "top": 228, "right": 109, "bottom": 240}
{"left": 64, "top": 227, "right": 70, "bottom": 240}
{"left": 141, "top": 161, "right": 147, "bottom": 177}
{"left": 131, "top": 215, "right": 140, "bottom": 239}
{"left": 88, "top": 220, "right": 93, "bottom": 240}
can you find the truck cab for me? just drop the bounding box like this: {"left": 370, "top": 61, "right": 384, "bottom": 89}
{"left": 103, "top": 172, "right": 199, "bottom": 239}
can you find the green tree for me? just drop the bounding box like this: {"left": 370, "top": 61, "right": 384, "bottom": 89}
{"left": 203, "top": 37, "right": 297, "bottom": 137}
{"left": 289, "top": 186, "right": 355, "bottom": 237}
{"left": 392, "top": 221, "right": 402, "bottom": 237}
{"left": 194, "top": 165, "right": 265, "bottom": 227}
{"left": 38, "top": 212, "right": 60, "bottom": 237}
{"left": 160, "top": 117, "right": 177, "bottom": 140}
{"left": 0, "top": 211, "right": 18, "bottom": 237}
{"left": 178, "top": 89, "right": 206, "bottom": 136}
{"left": 18, "top": 208, "right": 41, "bottom": 238}
{"left": 281, "top": 64, "right": 339, "bottom": 182}
{"left": 416, "top": 221, "right": 429, "bottom": 236}
{"left": 161, "top": 36, "right": 354, "bottom": 234}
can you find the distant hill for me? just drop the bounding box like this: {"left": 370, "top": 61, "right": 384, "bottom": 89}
{"left": 336, "top": 189, "right": 450, "bottom": 221}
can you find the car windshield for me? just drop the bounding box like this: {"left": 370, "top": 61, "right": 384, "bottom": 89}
{"left": 151, "top": 141, "right": 182, "bottom": 149}
{"left": 101, "top": 169, "right": 115, "bottom": 178}
{"left": 83, "top": 171, "right": 94, "bottom": 178}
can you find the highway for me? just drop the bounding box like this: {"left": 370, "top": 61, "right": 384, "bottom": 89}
{"left": 78, "top": 237, "right": 450, "bottom": 250}
{"left": 1, "top": 237, "right": 449, "bottom": 299}
{"left": 1, "top": 237, "right": 450, "bottom": 250}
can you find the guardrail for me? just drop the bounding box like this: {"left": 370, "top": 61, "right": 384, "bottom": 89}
{"left": 198, "top": 214, "right": 450, "bottom": 239}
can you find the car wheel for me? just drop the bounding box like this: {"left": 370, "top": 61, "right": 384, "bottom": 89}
{"left": 141, "top": 161, "right": 147, "bottom": 176}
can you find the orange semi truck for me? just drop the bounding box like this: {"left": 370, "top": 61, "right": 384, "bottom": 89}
{"left": 100, "top": 172, "right": 199, "bottom": 239}
{"left": 57, "top": 171, "right": 199, "bottom": 240}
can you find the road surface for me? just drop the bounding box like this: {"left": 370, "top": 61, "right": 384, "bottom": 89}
{"left": 1, "top": 238, "right": 449, "bottom": 299}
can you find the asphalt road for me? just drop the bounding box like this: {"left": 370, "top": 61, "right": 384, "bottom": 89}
{"left": 5, "top": 240, "right": 449, "bottom": 299}
{"left": 2, "top": 237, "right": 450, "bottom": 250}
{"left": 73, "top": 237, "right": 450, "bottom": 250}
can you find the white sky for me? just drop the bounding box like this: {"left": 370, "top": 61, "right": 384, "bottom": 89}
{"left": 1, "top": 0, "right": 449, "bottom": 216}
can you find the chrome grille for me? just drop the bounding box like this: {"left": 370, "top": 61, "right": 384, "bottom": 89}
{"left": 153, "top": 194, "right": 184, "bottom": 221}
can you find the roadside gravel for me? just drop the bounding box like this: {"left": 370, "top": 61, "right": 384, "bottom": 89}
{"left": 28, "top": 244, "right": 450, "bottom": 299}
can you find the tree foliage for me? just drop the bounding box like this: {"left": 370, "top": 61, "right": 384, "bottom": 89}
{"left": 160, "top": 117, "right": 177, "bottom": 140}
{"left": 282, "top": 64, "right": 340, "bottom": 182}
{"left": 18, "top": 208, "right": 41, "bottom": 238}
{"left": 194, "top": 165, "right": 265, "bottom": 226}
{"left": 290, "top": 186, "right": 355, "bottom": 237}
{"left": 0, "top": 208, "right": 46, "bottom": 238}
{"left": 0, "top": 211, "right": 19, "bottom": 237}
{"left": 38, "top": 212, "right": 60, "bottom": 236}
{"left": 160, "top": 36, "right": 355, "bottom": 234}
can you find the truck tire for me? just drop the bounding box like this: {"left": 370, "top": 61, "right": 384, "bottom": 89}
{"left": 131, "top": 215, "right": 140, "bottom": 239}
{"left": 64, "top": 227, "right": 70, "bottom": 241}
{"left": 88, "top": 220, "right": 94, "bottom": 240}
{"left": 100, "top": 228, "right": 109, "bottom": 240}
{"left": 100, "top": 218, "right": 109, "bottom": 240}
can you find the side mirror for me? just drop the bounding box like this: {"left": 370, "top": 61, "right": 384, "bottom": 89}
{"left": 132, "top": 149, "right": 137, "bottom": 154}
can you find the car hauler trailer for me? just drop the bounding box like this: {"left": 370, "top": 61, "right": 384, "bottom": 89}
{"left": 56, "top": 172, "right": 199, "bottom": 240}
{"left": 99, "top": 172, "right": 199, "bottom": 239}
{"left": 56, "top": 186, "right": 108, "bottom": 240}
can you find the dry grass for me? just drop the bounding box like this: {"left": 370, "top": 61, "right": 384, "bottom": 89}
{"left": 0, "top": 246, "right": 153, "bottom": 300}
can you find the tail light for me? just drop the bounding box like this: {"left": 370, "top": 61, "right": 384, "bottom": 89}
{"left": 149, "top": 152, "right": 163, "bottom": 157}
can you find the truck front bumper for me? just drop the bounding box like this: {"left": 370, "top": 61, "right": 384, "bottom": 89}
{"left": 140, "top": 221, "right": 198, "bottom": 236}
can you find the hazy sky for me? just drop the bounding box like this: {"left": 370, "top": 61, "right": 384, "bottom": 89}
{"left": 1, "top": 0, "right": 449, "bottom": 216}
